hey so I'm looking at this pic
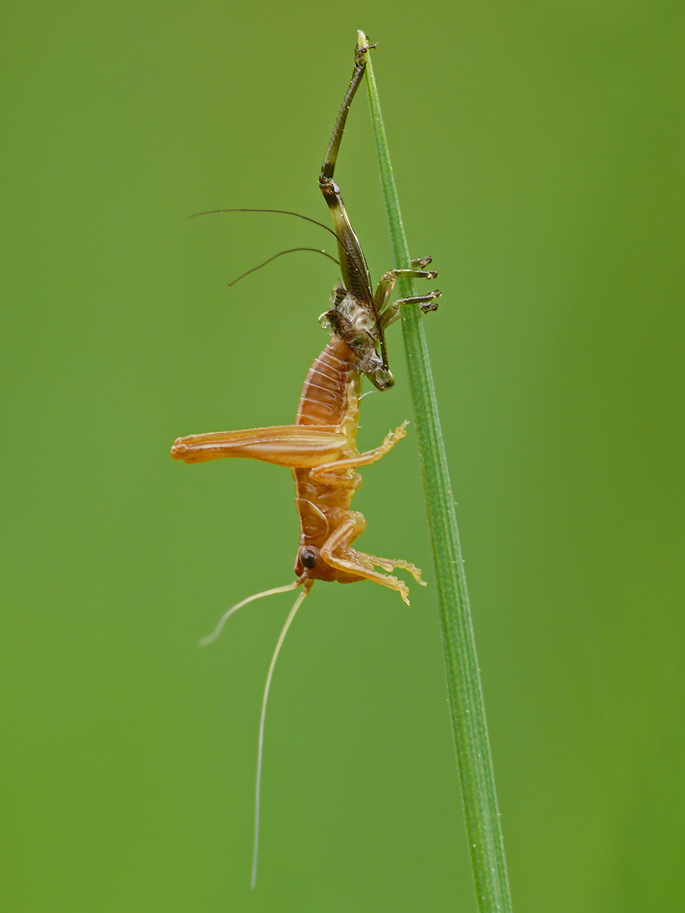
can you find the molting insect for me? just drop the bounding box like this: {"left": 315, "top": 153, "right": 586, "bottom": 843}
{"left": 171, "top": 37, "right": 440, "bottom": 886}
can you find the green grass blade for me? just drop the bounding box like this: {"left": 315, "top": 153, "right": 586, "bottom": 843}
{"left": 359, "top": 30, "right": 513, "bottom": 913}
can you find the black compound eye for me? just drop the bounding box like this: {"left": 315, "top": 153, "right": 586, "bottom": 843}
{"left": 300, "top": 547, "right": 319, "bottom": 569}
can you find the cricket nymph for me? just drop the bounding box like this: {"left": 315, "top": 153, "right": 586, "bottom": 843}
{"left": 171, "top": 327, "right": 422, "bottom": 603}
{"left": 292, "top": 332, "right": 418, "bottom": 598}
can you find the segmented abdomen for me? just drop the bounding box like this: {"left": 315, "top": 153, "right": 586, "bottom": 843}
{"left": 295, "top": 336, "right": 358, "bottom": 428}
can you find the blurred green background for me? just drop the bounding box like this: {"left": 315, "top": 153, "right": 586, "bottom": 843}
{"left": 2, "top": 1, "right": 683, "bottom": 910}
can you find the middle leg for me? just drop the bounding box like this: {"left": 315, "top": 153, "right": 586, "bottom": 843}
{"left": 309, "top": 422, "right": 409, "bottom": 482}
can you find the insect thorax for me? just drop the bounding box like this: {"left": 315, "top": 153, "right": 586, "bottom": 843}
{"left": 319, "top": 283, "right": 393, "bottom": 390}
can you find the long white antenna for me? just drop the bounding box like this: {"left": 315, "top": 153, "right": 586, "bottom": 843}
{"left": 198, "top": 579, "right": 303, "bottom": 647}
{"left": 251, "top": 580, "right": 313, "bottom": 889}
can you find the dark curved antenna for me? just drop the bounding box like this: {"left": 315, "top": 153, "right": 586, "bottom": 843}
{"left": 188, "top": 207, "right": 372, "bottom": 306}
{"left": 189, "top": 208, "right": 339, "bottom": 244}
{"left": 228, "top": 248, "right": 339, "bottom": 287}
{"left": 189, "top": 207, "right": 389, "bottom": 375}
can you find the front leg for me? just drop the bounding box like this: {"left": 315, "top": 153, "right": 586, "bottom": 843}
{"left": 380, "top": 289, "right": 442, "bottom": 329}
{"left": 373, "top": 260, "right": 442, "bottom": 329}
{"left": 320, "top": 511, "right": 421, "bottom": 605}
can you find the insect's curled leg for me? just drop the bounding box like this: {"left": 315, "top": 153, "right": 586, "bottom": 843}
{"left": 309, "top": 422, "right": 408, "bottom": 480}
{"left": 303, "top": 469, "right": 364, "bottom": 492}
{"left": 320, "top": 513, "right": 414, "bottom": 605}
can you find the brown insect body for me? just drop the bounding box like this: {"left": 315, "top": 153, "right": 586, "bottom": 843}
{"left": 293, "top": 335, "right": 364, "bottom": 582}
{"left": 292, "top": 333, "right": 421, "bottom": 598}
{"left": 172, "top": 328, "right": 421, "bottom": 603}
